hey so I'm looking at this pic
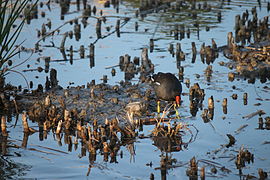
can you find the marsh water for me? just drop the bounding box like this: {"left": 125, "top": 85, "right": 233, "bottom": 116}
{"left": 2, "top": 0, "right": 270, "bottom": 179}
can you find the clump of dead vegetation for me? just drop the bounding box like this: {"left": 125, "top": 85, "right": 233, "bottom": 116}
{"left": 223, "top": 9, "right": 270, "bottom": 83}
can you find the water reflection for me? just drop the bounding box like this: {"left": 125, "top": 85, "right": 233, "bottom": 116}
{"left": 13, "top": 0, "right": 243, "bottom": 89}
{"left": 1, "top": 110, "right": 198, "bottom": 178}
{"left": 0, "top": 116, "right": 31, "bottom": 179}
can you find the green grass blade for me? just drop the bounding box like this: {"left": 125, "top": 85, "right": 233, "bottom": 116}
{"left": 0, "top": 0, "right": 28, "bottom": 60}
{"left": 1, "top": 0, "right": 27, "bottom": 41}
{"left": 1, "top": 20, "right": 24, "bottom": 62}
{"left": 0, "top": 0, "right": 39, "bottom": 70}
{"left": 0, "top": 0, "right": 9, "bottom": 41}
{"left": 0, "top": 0, "right": 8, "bottom": 34}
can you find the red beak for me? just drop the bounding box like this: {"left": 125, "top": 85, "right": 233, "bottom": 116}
{"left": 176, "top": 96, "right": 181, "bottom": 107}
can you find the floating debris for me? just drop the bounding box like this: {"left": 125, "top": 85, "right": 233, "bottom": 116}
{"left": 189, "top": 83, "right": 205, "bottom": 117}
{"left": 1, "top": 116, "right": 8, "bottom": 136}
{"left": 225, "top": 134, "right": 236, "bottom": 148}
{"left": 223, "top": 14, "right": 270, "bottom": 82}
{"left": 235, "top": 124, "right": 248, "bottom": 134}
{"left": 235, "top": 146, "right": 254, "bottom": 170}
{"left": 242, "top": 110, "right": 265, "bottom": 119}
{"left": 186, "top": 157, "right": 198, "bottom": 179}
{"left": 258, "top": 168, "right": 268, "bottom": 180}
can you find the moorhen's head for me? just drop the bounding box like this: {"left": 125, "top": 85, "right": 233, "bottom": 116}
{"left": 150, "top": 73, "right": 161, "bottom": 85}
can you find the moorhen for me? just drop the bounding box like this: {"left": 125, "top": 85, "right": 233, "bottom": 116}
{"left": 151, "top": 72, "right": 182, "bottom": 115}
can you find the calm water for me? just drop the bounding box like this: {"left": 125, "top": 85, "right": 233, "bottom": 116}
{"left": 4, "top": 0, "right": 270, "bottom": 179}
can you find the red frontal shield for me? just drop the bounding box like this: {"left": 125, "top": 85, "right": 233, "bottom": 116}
{"left": 176, "top": 96, "right": 181, "bottom": 106}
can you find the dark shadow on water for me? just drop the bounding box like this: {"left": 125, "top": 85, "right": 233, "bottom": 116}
{"left": 0, "top": 136, "right": 31, "bottom": 179}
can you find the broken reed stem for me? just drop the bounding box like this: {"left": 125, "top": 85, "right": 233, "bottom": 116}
{"left": 222, "top": 98, "right": 227, "bottom": 107}
{"left": 13, "top": 99, "right": 19, "bottom": 114}
{"left": 43, "top": 121, "right": 48, "bottom": 131}
{"left": 44, "top": 95, "right": 51, "bottom": 107}
{"left": 1, "top": 116, "right": 8, "bottom": 136}
{"left": 56, "top": 120, "right": 63, "bottom": 134}
{"left": 22, "top": 112, "right": 29, "bottom": 132}
{"left": 208, "top": 96, "right": 214, "bottom": 109}
{"left": 64, "top": 109, "right": 69, "bottom": 121}
{"left": 200, "top": 166, "right": 205, "bottom": 180}
{"left": 91, "top": 17, "right": 130, "bottom": 44}
{"left": 37, "top": 13, "right": 129, "bottom": 45}
{"left": 60, "top": 32, "right": 68, "bottom": 50}
{"left": 36, "top": 15, "right": 98, "bottom": 43}
{"left": 87, "top": 124, "right": 92, "bottom": 139}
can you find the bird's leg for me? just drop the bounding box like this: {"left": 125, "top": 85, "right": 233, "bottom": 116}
{"left": 174, "top": 102, "right": 180, "bottom": 118}
{"left": 157, "top": 100, "right": 161, "bottom": 114}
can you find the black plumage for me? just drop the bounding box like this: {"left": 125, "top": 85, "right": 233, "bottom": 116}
{"left": 151, "top": 72, "right": 182, "bottom": 104}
